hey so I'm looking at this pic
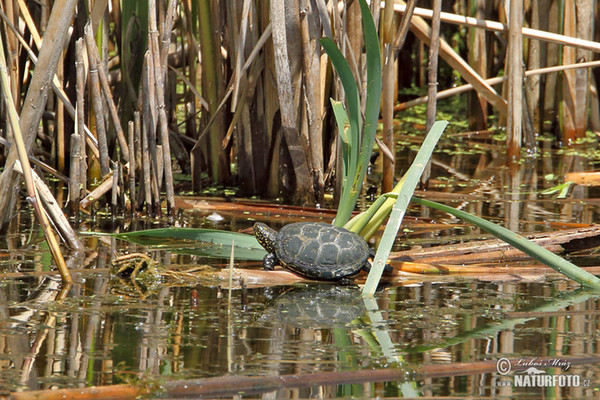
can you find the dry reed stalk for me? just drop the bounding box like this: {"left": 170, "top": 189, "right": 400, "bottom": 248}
{"left": 84, "top": 25, "right": 111, "bottom": 176}
{"left": 148, "top": 0, "right": 175, "bottom": 213}
{"left": 4, "top": 0, "right": 19, "bottom": 110}
{"left": 525, "top": 0, "right": 541, "bottom": 131}
{"left": 299, "top": 0, "right": 324, "bottom": 201}
{"left": 111, "top": 161, "right": 119, "bottom": 214}
{"left": 392, "top": 2, "right": 600, "bottom": 53}
{"left": 2, "top": 2, "right": 91, "bottom": 152}
{"left": 466, "top": 0, "right": 490, "bottom": 131}
{"left": 561, "top": 0, "right": 593, "bottom": 143}
{"left": 13, "top": 161, "right": 83, "bottom": 251}
{"left": 137, "top": 105, "right": 151, "bottom": 213}
{"left": 69, "top": 133, "right": 81, "bottom": 216}
{"left": 380, "top": 0, "right": 396, "bottom": 194}
{"left": 392, "top": 0, "right": 416, "bottom": 57}
{"left": 506, "top": 0, "right": 523, "bottom": 162}
{"left": 80, "top": 172, "right": 114, "bottom": 210}
{"left": 269, "top": 0, "right": 313, "bottom": 203}
{"left": 425, "top": 0, "right": 441, "bottom": 131}
{"left": 201, "top": 23, "right": 272, "bottom": 148}
{"left": 419, "top": 0, "right": 442, "bottom": 187}
{"left": 75, "top": 39, "right": 88, "bottom": 197}
{"left": 15, "top": 0, "right": 42, "bottom": 49}
{"left": 0, "top": 0, "right": 77, "bottom": 229}
{"left": 230, "top": 0, "right": 251, "bottom": 111}
{"left": 143, "top": 51, "right": 161, "bottom": 213}
{"left": 83, "top": 24, "right": 130, "bottom": 162}
{"left": 160, "top": 0, "right": 178, "bottom": 78}
{"left": 191, "top": 0, "right": 229, "bottom": 185}
{"left": 396, "top": 60, "right": 600, "bottom": 111}
{"left": 405, "top": 6, "right": 507, "bottom": 114}
{"left": 56, "top": 53, "right": 65, "bottom": 175}
{"left": 0, "top": 41, "right": 72, "bottom": 282}
{"left": 128, "top": 121, "right": 136, "bottom": 209}
{"left": 381, "top": 45, "right": 395, "bottom": 193}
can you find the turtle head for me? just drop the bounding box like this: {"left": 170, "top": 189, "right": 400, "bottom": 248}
{"left": 253, "top": 223, "right": 278, "bottom": 253}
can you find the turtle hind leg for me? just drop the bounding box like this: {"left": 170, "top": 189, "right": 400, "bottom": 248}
{"left": 361, "top": 260, "right": 393, "bottom": 275}
{"left": 263, "top": 253, "right": 279, "bottom": 271}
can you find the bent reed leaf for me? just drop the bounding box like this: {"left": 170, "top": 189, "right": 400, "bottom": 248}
{"left": 108, "top": 228, "right": 266, "bottom": 261}
{"left": 411, "top": 197, "right": 600, "bottom": 290}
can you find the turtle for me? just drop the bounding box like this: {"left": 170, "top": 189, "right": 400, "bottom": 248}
{"left": 253, "top": 222, "right": 374, "bottom": 280}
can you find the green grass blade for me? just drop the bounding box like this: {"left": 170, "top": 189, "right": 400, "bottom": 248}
{"left": 320, "top": 1, "right": 382, "bottom": 227}
{"left": 99, "top": 228, "right": 267, "bottom": 260}
{"left": 320, "top": 37, "right": 361, "bottom": 225}
{"left": 411, "top": 197, "right": 600, "bottom": 290}
{"left": 353, "top": 0, "right": 382, "bottom": 193}
{"left": 362, "top": 121, "right": 448, "bottom": 296}
{"left": 331, "top": 100, "right": 351, "bottom": 190}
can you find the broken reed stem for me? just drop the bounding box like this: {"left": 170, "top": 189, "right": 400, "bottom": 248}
{"left": 0, "top": 5, "right": 101, "bottom": 161}
{"left": 149, "top": 0, "right": 176, "bottom": 213}
{"left": 143, "top": 51, "right": 162, "bottom": 214}
{"left": 128, "top": 121, "right": 136, "bottom": 209}
{"left": 69, "top": 132, "right": 81, "bottom": 216}
{"left": 14, "top": 161, "right": 83, "bottom": 251}
{"left": 111, "top": 161, "right": 119, "bottom": 214}
{"left": 80, "top": 172, "right": 114, "bottom": 210}
{"left": 0, "top": 41, "right": 72, "bottom": 284}
{"left": 161, "top": 0, "right": 178, "bottom": 78}
{"left": 135, "top": 110, "right": 152, "bottom": 212}
{"left": 396, "top": 59, "right": 600, "bottom": 111}
{"left": 74, "top": 38, "right": 86, "bottom": 216}
{"left": 381, "top": 45, "right": 395, "bottom": 193}
{"left": 84, "top": 24, "right": 110, "bottom": 176}
{"left": 83, "top": 23, "right": 130, "bottom": 163}
{"left": 392, "top": 0, "right": 417, "bottom": 58}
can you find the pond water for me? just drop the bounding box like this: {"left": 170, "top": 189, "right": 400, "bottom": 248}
{"left": 2, "top": 130, "right": 600, "bottom": 398}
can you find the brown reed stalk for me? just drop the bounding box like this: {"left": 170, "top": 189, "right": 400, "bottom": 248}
{"left": 381, "top": 0, "right": 397, "bottom": 193}
{"left": 4, "top": 0, "right": 19, "bottom": 109}
{"left": 80, "top": 172, "right": 114, "bottom": 210}
{"left": 83, "top": 23, "right": 130, "bottom": 162}
{"left": 84, "top": 24, "right": 111, "bottom": 176}
{"left": 299, "top": 0, "right": 324, "bottom": 201}
{"left": 0, "top": 39, "right": 72, "bottom": 283}
{"left": 111, "top": 161, "right": 119, "bottom": 214}
{"left": 13, "top": 162, "right": 83, "bottom": 250}
{"left": 128, "top": 121, "right": 136, "bottom": 209}
{"left": 396, "top": 59, "right": 600, "bottom": 111}
{"left": 269, "top": 0, "right": 313, "bottom": 203}
{"left": 69, "top": 133, "right": 81, "bottom": 216}
{"left": 506, "top": 0, "right": 523, "bottom": 162}
{"left": 148, "top": 0, "right": 175, "bottom": 213}
{"left": 381, "top": 44, "right": 395, "bottom": 193}
{"left": 421, "top": 0, "right": 442, "bottom": 187}
{"left": 56, "top": 54, "right": 65, "bottom": 176}
{"left": 393, "top": 0, "right": 417, "bottom": 58}
{"left": 134, "top": 110, "right": 151, "bottom": 211}
{"left": 0, "top": 0, "right": 77, "bottom": 229}
{"left": 142, "top": 51, "right": 161, "bottom": 214}
{"left": 75, "top": 39, "right": 88, "bottom": 202}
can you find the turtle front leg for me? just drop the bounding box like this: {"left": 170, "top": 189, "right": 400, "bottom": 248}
{"left": 263, "top": 253, "right": 279, "bottom": 271}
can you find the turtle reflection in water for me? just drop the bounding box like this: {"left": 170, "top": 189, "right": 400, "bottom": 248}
{"left": 259, "top": 284, "right": 366, "bottom": 328}
{"left": 254, "top": 222, "right": 375, "bottom": 280}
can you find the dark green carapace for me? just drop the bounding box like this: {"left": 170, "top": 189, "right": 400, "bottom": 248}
{"left": 254, "top": 222, "right": 372, "bottom": 280}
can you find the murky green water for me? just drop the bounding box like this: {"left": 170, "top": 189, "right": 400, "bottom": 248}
{"left": 3, "top": 132, "right": 600, "bottom": 398}
{"left": 1, "top": 234, "right": 599, "bottom": 398}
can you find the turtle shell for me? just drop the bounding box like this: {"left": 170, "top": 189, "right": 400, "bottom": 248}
{"left": 276, "top": 222, "right": 370, "bottom": 279}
